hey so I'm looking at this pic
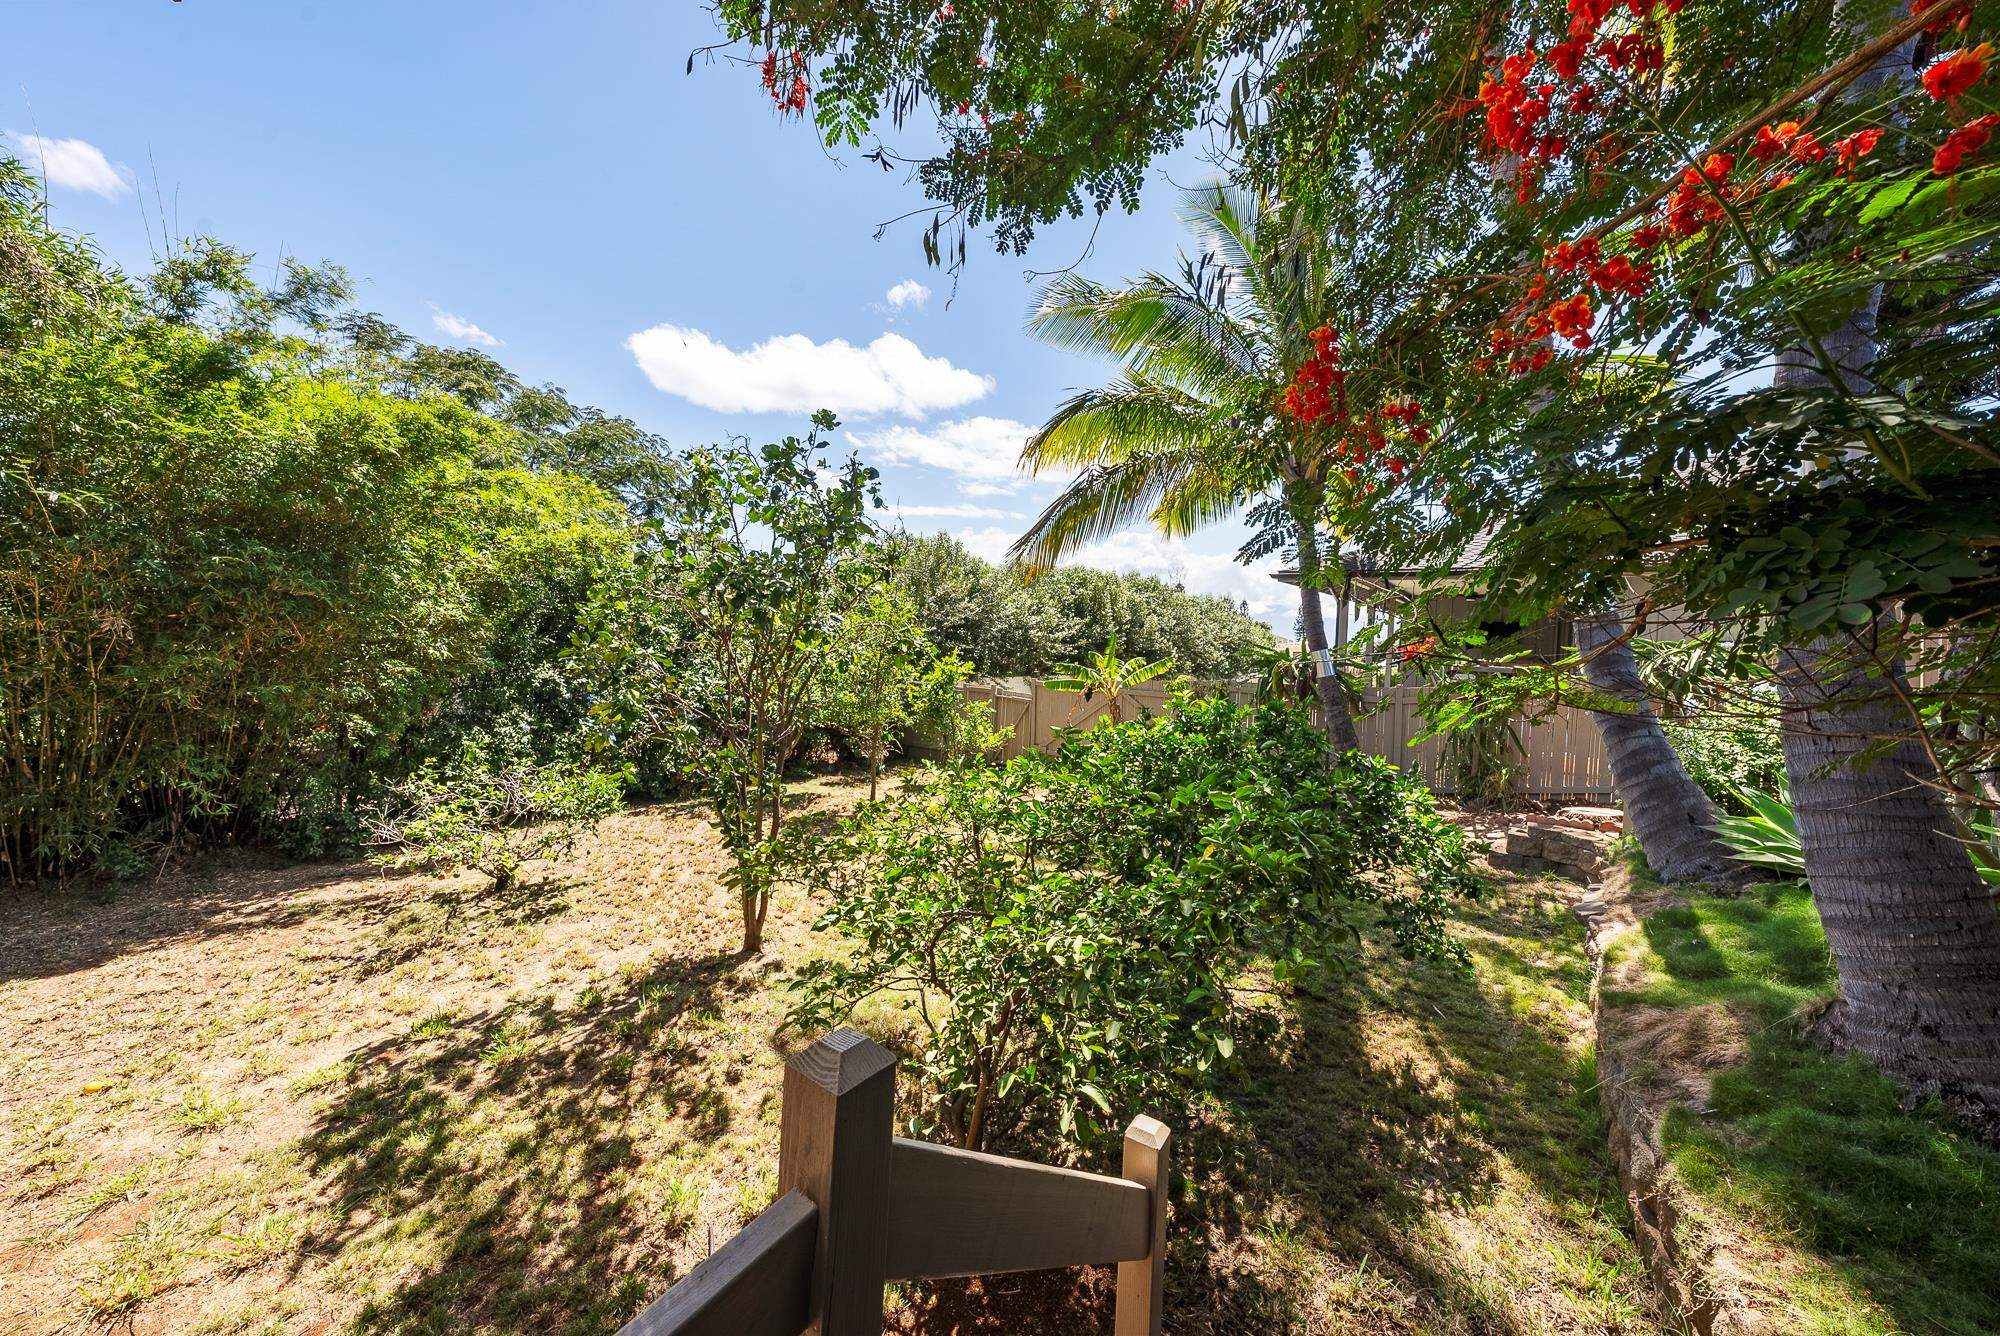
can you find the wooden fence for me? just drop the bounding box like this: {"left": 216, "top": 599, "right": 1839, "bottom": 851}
{"left": 619, "top": 1028, "right": 1170, "bottom": 1336}
{"left": 1351, "top": 686, "right": 1616, "bottom": 802}
{"left": 944, "top": 678, "right": 1616, "bottom": 802}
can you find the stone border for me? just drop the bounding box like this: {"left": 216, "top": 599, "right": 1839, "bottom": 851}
{"left": 1573, "top": 871, "right": 1771, "bottom": 1336}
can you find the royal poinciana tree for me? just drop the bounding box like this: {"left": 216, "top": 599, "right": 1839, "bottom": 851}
{"left": 1320, "top": 1, "right": 2000, "bottom": 1116}
{"left": 704, "top": 0, "right": 2000, "bottom": 1117}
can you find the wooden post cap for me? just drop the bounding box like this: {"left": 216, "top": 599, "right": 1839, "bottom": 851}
{"left": 786, "top": 1027, "right": 897, "bottom": 1097}
{"left": 1122, "top": 1113, "right": 1170, "bottom": 1151}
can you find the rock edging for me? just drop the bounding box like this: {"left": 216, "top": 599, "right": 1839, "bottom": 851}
{"left": 1573, "top": 871, "right": 1771, "bottom": 1336}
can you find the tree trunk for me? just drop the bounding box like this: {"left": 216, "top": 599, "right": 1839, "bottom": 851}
{"left": 1292, "top": 510, "right": 1361, "bottom": 753}
{"left": 1576, "top": 609, "right": 1751, "bottom": 886}
{"left": 1777, "top": 634, "right": 2000, "bottom": 1119}
{"left": 1762, "top": 0, "right": 2000, "bottom": 1120}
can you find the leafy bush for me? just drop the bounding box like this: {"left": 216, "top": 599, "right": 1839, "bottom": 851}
{"left": 907, "top": 652, "right": 1014, "bottom": 765}
{"left": 0, "top": 158, "right": 658, "bottom": 879}
{"left": 886, "top": 532, "right": 1276, "bottom": 678}
{"left": 368, "top": 747, "right": 622, "bottom": 891}
{"left": 1663, "top": 712, "right": 1785, "bottom": 815}
{"left": 789, "top": 695, "right": 1475, "bottom": 1154}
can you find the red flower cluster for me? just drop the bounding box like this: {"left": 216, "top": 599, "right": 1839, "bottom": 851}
{"left": 1545, "top": 236, "right": 1601, "bottom": 272}
{"left": 1914, "top": 0, "right": 1972, "bottom": 36}
{"left": 1750, "top": 120, "right": 1826, "bottom": 163}
{"left": 1486, "top": 283, "right": 1595, "bottom": 374}
{"left": 1589, "top": 253, "right": 1654, "bottom": 299}
{"left": 761, "top": 49, "right": 809, "bottom": 112}
{"left": 1596, "top": 31, "right": 1664, "bottom": 73}
{"left": 1398, "top": 635, "right": 1441, "bottom": 664}
{"left": 1833, "top": 127, "right": 1885, "bottom": 175}
{"left": 1660, "top": 152, "right": 1736, "bottom": 239}
{"left": 1923, "top": 42, "right": 1992, "bottom": 102}
{"left": 1478, "top": 49, "right": 1553, "bottom": 159}
{"left": 1278, "top": 326, "right": 1435, "bottom": 494}
{"left": 1935, "top": 113, "right": 2000, "bottom": 174}
{"left": 1546, "top": 291, "right": 1596, "bottom": 348}
{"left": 1475, "top": 0, "right": 1681, "bottom": 210}
{"left": 1280, "top": 324, "right": 1346, "bottom": 424}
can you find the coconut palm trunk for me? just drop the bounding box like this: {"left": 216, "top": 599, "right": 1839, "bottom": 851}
{"left": 1765, "top": 0, "right": 2000, "bottom": 1116}
{"left": 1575, "top": 609, "right": 1749, "bottom": 885}
{"left": 1292, "top": 504, "right": 1361, "bottom": 753}
{"left": 1776, "top": 635, "right": 2000, "bottom": 1115}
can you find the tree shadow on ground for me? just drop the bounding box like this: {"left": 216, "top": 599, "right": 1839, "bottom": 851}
{"left": 0, "top": 854, "right": 402, "bottom": 984}
{"left": 1626, "top": 889, "right": 2000, "bottom": 1335}
{"left": 341, "top": 872, "right": 583, "bottom": 976}
{"left": 292, "top": 947, "right": 760, "bottom": 1334}
{"left": 891, "top": 885, "right": 1641, "bottom": 1335}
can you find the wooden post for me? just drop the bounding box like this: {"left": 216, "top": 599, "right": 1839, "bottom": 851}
{"left": 777, "top": 1027, "right": 895, "bottom": 1336}
{"left": 1113, "top": 1114, "right": 1171, "bottom": 1336}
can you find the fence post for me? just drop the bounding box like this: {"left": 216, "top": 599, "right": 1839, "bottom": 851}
{"left": 1113, "top": 1114, "right": 1171, "bottom": 1336}
{"left": 778, "top": 1027, "right": 895, "bottom": 1336}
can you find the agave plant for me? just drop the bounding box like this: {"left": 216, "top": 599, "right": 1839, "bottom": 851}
{"left": 1714, "top": 788, "right": 2000, "bottom": 887}
{"left": 1711, "top": 788, "right": 1807, "bottom": 878}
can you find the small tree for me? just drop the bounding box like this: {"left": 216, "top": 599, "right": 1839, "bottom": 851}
{"left": 820, "top": 587, "right": 929, "bottom": 799}
{"left": 910, "top": 651, "right": 1012, "bottom": 764}
{"left": 1043, "top": 635, "right": 1174, "bottom": 725}
{"left": 367, "top": 745, "right": 621, "bottom": 892}
{"left": 587, "top": 414, "right": 882, "bottom": 953}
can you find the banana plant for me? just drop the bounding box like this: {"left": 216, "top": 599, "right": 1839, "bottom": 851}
{"left": 1043, "top": 635, "right": 1174, "bottom": 726}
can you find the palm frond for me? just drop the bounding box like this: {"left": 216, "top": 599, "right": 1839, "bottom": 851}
{"left": 1028, "top": 271, "right": 1259, "bottom": 397}
{"left": 1010, "top": 451, "right": 1203, "bottom": 572}
{"left": 1018, "top": 378, "right": 1227, "bottom": 470}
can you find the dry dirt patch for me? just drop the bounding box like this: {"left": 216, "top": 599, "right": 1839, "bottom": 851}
{"left": 4, "top": 778, "right": 1659, "bottom": 1335}
{"left": 0, "top": 779, "right": 864, "bottom": 1335}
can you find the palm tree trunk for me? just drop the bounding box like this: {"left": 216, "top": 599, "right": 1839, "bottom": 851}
{"left": 1292, "top": 509, "right": 1360, "bottom": 753}
{"left": 1763, "top": 0, "right": 2000, "bottom": 1120}
{"left": 1576, "top": 609, "right": 1750, "bottom": 885}
{"left": 1777, "top": 634, "right": 2000, "bottom": 1117}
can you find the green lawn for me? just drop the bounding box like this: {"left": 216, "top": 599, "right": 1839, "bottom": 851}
{"left": 1604, "top": 885, "right": 2000, "bottom": 1335}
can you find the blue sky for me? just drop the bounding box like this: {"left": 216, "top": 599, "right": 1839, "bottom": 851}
{"left": 5, "top": 0, "right": 1293, "bottom": 626}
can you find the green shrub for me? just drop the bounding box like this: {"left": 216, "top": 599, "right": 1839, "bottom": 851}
{"left": 1662, "top": 712, "right": 1785, "bottom": 814}
{"left": 367, "top": 746, "right": 622, "bottom": 891}
{"left": 789, "top": 695, "right": 1475, "bottom": 1154}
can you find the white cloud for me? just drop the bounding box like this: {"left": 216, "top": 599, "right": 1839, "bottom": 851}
{"left": 885, "top": 279, "right": 931, "bottom": 311}
{"left": 846, "top": 416, "right": 1057, "bottom": 487}
{"left": 5, "top": 133, "right": 129, "bottom": 197}
{"left": 627, "top": 325, "right": 990, "bottom": 418}
{"left": 430, "top": 305, "right": 502, "bottom": 347}
{"left": 950, "top": 526, "right": 1023, "bottom": 564}
{"left": 1069, "top": 529, "right": 1292, "bottom": 628}
{"left": 891, "top": 502, "right": 1017, "bottom": 520}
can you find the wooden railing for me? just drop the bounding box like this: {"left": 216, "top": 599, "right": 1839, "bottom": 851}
{"left": 618, "top": 1028, "right": 1171, "bottom": 1336}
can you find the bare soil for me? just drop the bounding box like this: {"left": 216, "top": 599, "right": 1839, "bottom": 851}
{"left": 2, "top": 774, "right": 1657, "bottom": 1334}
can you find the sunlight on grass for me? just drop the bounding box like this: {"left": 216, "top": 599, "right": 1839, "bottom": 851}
{"left": 1614, "top": 885, "right": 2000, "bottom": 1335}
